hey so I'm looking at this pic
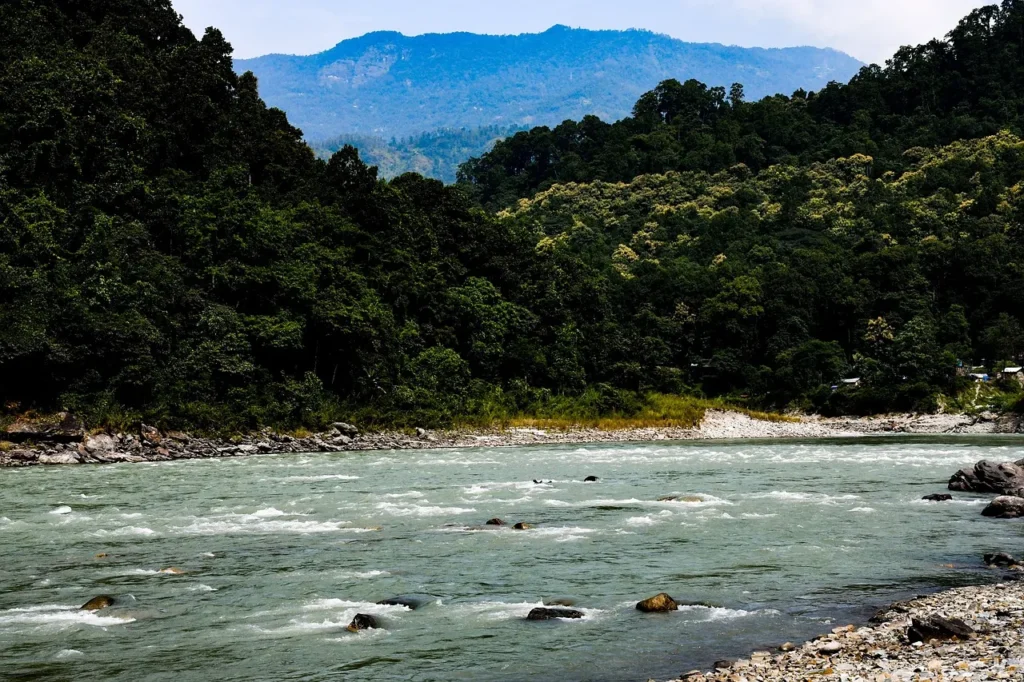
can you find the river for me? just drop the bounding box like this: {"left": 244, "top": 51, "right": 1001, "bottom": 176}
{"left": 1, "top": 436, "right": 1021, "bottom": 681}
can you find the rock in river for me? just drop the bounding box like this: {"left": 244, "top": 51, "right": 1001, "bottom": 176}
{"left": 981, "top": 496, "right": 1024, "bottom": 519}
{"left": 485, "top": 518, "right": 506, "bottom": 526}
{"left": 526, "top": 607, "right": 585, "bottom": 621}
{"left": 922, "top": 493, "right": 953, "bottom": 502}
{"left": 81, "top": 595, "right": 115, "bottom": 611}
{"left": 584, "top": 476, "right": 599, "bottom": 483}
{"left": 636, "top": 593, "right": 678, "bottom": 613}
{"left": 949, "top": 459, "right": 1024, "bottom": 495}
{"left": 907, "top": 615, "right": 974, "bottom": 643}
{"left": 346, "top": 613, "right": 379, "bottom": 632}
{"left": 513, "top": 522, "right": 532, "bottom": 530}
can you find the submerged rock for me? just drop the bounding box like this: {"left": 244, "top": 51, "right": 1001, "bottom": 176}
{"left": 513, "top": 522, "right": 532, "bottom": 530}
{"left": 485, "top": 518, "right": 506, "bottom": 526}
{"left": 81, "top": 595, "right": 115, "bottom": 611}
{"left": 526, "top": 607, "right": 585, "bottom": 621}
{"left": 159, "top": 567, "right": 185, "bottom": 575}
{"left": 584, "top": 476, "right": 599, "bottom": 482}
{"left": 984, "top": 552, "right": 1019, "bottom": 567}
{"left": 907, "top": 615, "right": 974, "bottom": 643}
{"left": 346, "top": 613, "right": 379, "bottom": 632}
{"left": 949, "top": 459, "right": 1024, "bottom": 495}
{"left": 636, "top": 593, "right": 678, "bottom": 613}
{"left": 377, "top": 595, "right": 428, "bottom": 610}
{"left": 544, "top": 598, "right": 576, "bottom": 607}
{"left": 923, "top": 493, "right": 953, "bottom": 502}
{"left": 981, "top": 496, "right": 1024, "bottom": 518}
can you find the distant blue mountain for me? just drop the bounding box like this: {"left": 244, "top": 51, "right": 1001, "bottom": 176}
{"left": 236, "top": 26, "right": 864, "bottom": 142}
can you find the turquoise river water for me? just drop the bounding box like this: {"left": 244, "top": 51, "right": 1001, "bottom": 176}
{"left": 2, "top": 437, "right": 1023, "bottom": 681}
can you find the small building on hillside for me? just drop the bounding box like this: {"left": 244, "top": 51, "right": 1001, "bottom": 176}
{"left": 841, "top": 378, "right": 862, "bottom": 388}
{"left": 969, "top": 373, "right": 990, "bottom": 382}
{"left": 1002, "top": 367, "right": 1024, "bottom": 385}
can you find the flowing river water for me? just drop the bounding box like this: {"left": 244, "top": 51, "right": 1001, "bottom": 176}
{"left": 2, "top": 436, "right": 1023, "bottom": 681}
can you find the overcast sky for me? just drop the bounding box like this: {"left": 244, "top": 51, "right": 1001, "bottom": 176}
{"left": 171, "top": 0, "right": 991, "bottom": 64}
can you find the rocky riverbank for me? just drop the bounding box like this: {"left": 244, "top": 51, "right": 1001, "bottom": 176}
{"left": 2, "top": 410, "right": 1022, "bottom": 468}
{"left": 667, "top": 581, "right": 1024, "bottom": 682}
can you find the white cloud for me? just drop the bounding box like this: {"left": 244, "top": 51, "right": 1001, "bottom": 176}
{"left": 683, "top": 0, "right": 990, "bottom": 62}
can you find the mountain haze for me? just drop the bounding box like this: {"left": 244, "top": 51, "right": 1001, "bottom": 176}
{"left": 236, "top": 26, "right": 864, "bottom": 141}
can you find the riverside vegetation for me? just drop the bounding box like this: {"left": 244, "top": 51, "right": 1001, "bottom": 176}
{"left": 6, "top": 0, "right": 1024, "bottom": 439}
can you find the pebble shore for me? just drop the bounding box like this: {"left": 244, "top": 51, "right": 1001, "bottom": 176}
{"left": 666, "top": 582, "right": 1024, "bottom": 682}
{"left": 2, "top": 410, "right": 1021, "bottom": 468}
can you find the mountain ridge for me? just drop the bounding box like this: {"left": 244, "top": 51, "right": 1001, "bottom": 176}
{"left": 235, "top": 26, "right": 864, "bottom": 141}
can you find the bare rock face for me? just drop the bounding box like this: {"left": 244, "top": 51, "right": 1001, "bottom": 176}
{"left": 332, "top": 422, "right": 359, "bottom": 437}
{"left": 907, "top": 615, "right": 974, "bottom": 643}
{"left": 636, "top": 593, "right": 678, "bottom": 613}
{"left": 37, "top": 452, "right": 81, "bottom": 465}
{"left": 81, "top": 433, "right": 116, "bottom": 456}
{"left": 526, "top": 607, "right": 585, "bottom": 621}
{"left": 949, "top": 459, "right": 1024, "bottom": 495}
{"left": 981, "top": 496, "right": 1024, "bottom": 519}
{"left": 4, "top": 412, "right": 85, "bottom": 443}
{"left": 81, "top": 595, "right": 115, "bottom": 611}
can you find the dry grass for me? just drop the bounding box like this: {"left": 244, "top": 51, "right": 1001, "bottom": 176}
{"left": 499, "top": 394, "right": 796, "bottom": 432}
{"left": 0, "top": 441, "right": 14, "bottom": 452}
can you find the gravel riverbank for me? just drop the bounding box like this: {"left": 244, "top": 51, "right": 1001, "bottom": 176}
{"left": 668, "top": 581, "right": 1024, "bottom": 682}
{"left": 2, "top": 410, "right": 1022, "bottom": 468}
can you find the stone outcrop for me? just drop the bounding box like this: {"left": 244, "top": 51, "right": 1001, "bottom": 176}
{"left": 5, "top": 412, "right": 84, "bottom": 443}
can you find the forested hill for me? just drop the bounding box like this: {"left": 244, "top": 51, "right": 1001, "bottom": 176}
{"left": 3, "top": 0, "right": 1024, "bottom": 433}
{"left": 460, "top": 2, "right": 1024, "bottom": 210}
{"left": 235, "top": 27, "right": 862, "bottom": 141}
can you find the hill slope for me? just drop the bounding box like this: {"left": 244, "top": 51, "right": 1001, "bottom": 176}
{"left": 235, "top": 26, "right": 863, "bottom": 141}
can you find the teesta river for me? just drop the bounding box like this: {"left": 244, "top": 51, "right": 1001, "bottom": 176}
{"left": 2, "top": 436, "right": 1022, "bottom": 681}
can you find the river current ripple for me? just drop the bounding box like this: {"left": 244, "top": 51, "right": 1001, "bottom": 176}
{"left": 1, "top": 436, "right": 1022, "bottom": 681}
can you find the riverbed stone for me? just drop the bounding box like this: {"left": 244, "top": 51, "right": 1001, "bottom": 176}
{"left": 984, "top": 552, "right": 1019, "bottom": 566}
{"left": 907, "top": 615, "right": 974, "bottom": 643}
{"left": 981, "top": 495, "right": 1024, "bottom": 518}
{"left": 922, "top": 493, "right": 953, "bottom": 502}
{"left": 636, "top": 593, "right": 678, "bottom": 613}
{"left": 485, "top": 518, "right": 505, "bottom": 526}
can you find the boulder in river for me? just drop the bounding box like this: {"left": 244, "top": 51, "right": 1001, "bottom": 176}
{"left": 513, "top": 522, "right": 532, "bottom": 530}
{"left": 81, "top": 595, "right": 115, "bottom": 611}
{"left": 922, "top": 494, "right": 953, "bottom": 502}
{"left": 636, "top": 593, "right": 678, "bottom": 612}
{"left": 584, "top": 476, "right": 599, "bottom": 483}
{"left": 949, "top": 459, "right": 1024, "bottom": 495}
{"left": 526, "top": 607, "right": 585, "bottom": 621}
{"left": 346, "top": 613, "right": 379, "bottom": 632}
{"left": 485, "top": 518, "right": 506, "bottom": 526}
{"left": 907, "top": 615, "right": 974, "bottom": 643}
{"left": 984, "top": 552, "right": 1019, "bottom": 567}
{"left": 981, "top": 496, "right": 1024, "bottom": 518}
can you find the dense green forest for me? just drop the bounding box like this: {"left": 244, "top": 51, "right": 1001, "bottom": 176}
{"left": 2, "top": 0, "right": 1024, "bottom": 431}
{"left": 315, "top": 126, "right": 528, "bottom": 184}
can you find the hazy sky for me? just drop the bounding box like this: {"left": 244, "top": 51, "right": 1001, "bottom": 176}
{"left": 171, "top": 0, "right": 991, "bottom": 64}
